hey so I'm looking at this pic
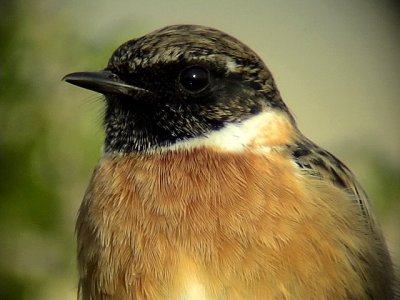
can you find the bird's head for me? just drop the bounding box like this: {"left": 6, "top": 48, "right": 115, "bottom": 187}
{"left": 64, "top": 25, "right": 295, "bottom": 153}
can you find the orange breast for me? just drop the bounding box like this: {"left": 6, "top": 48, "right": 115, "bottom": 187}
{"left": 76, "top": 148, "right": 376, "bottom": 299}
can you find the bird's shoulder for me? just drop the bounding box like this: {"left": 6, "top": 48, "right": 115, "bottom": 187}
{"left": 288, "top": 136, "right": 374, "bottom": 228}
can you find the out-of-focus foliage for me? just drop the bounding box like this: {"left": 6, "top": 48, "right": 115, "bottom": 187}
{"left": 0, "top": 1, "right": 398, "bottom": 300}
{"left": 358, "top": 152, "right": 400, "bottom": 266}
{"left": 0, "top": 2, "right": 106, "bottom": 299}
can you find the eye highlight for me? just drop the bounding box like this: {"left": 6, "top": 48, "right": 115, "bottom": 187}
{"left": 178, "top": 66, "right": 210, "bottom": 93}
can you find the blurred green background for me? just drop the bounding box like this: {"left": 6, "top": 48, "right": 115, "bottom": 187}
{"left": 1, "top": 0, "right": 399, "bottom": 299}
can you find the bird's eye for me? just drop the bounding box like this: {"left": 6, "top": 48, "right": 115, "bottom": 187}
{"left": 178, "top": 66, "right": 210, "bottom": 93}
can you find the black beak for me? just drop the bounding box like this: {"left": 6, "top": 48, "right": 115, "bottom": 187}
{"left": 62, "top": 70, "right": 151, "bottom": 96}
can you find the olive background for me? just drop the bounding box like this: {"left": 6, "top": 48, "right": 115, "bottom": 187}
{"left": 1, "top": 1, "right": 399, "bottom": 299}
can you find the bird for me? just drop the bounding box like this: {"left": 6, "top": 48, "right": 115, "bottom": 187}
{"left": 63, "top": 24, "right": 398, "bottom": 299}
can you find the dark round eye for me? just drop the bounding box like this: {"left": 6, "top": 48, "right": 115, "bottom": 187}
{"left": 179, "top": 66, "right": 210, "bottom": 93}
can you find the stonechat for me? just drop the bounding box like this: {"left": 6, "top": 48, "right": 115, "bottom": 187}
{"left": 64, "top": 25, "right": 397, "bottom": 299}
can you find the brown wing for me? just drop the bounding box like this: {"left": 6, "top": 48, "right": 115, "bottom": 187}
{"left": 290, "top": 137, "right": 375, "bottom": 230}
{"left": 289, "top": 136, "right": 399, "bottom": 298}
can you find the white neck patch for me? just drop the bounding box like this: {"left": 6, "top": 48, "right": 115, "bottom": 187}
{"left": 160, "top": 111, "right": 278, "bottom": 153}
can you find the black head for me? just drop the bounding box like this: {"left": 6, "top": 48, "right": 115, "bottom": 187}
{"left": 63, "top": 25, "right": 291, "bottom": 153}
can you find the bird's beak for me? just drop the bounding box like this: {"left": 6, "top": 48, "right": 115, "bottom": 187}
{"left": 62, "top": 70, "right": 151, "bottom": 96}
